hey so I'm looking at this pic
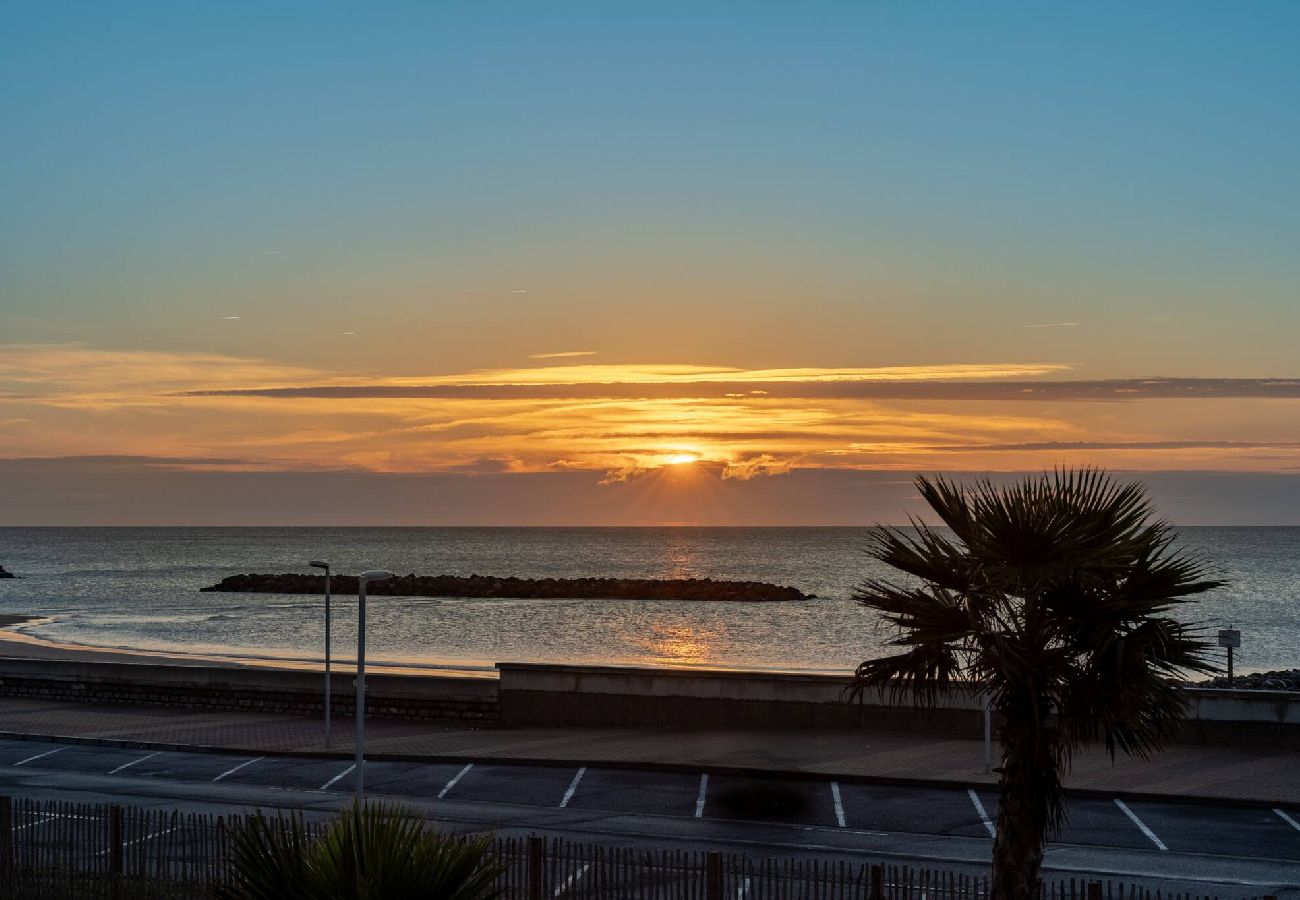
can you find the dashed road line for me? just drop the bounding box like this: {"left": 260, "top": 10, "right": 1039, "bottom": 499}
{"left": 1114, "top": 799, "right": 1167, "bottom": 851}
{"left": 212, "top": 757, "right": 263, "bottom": 783}
{"left": 108, "top": 751, "right": 161, "bottom": 775}
{"left": 319, "top": 763, "right": 356, "bottom": 791}
{"left": 966, "top": 788, "right": 995, "bottom": 838}
{"left": 13, "top": 747, "right": 66, "bottom": 767}
{"left": 559, "top": 767, "right": 586, "bottom": 808}
{"left": 1274, "top": 808, "right": 1300, "bottom": 833}
{"left": 553, "top": 863, "right": 590, "bottom": 897}
{"left": 695, "top": 773, "right": 709, "bottom": 818}
{"left": 830, "top": 781, "right": 846, "bottom": 828}
{"left": 438, "top": 763, "right": 473, "bottom": 799}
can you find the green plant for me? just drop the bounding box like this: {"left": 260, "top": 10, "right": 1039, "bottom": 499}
{"left": 215, "top": 801, "right": 502, "bottom": 900}
{"left": 852, "top": 469, "right": 1221, "bottom": 900}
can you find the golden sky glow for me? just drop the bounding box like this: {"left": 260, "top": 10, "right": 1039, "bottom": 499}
{"left": 4, "top": 344, "right": 1300, "bottom": 489}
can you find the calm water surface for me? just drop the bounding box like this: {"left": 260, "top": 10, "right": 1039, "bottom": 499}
{"left": 0, "top": 527, "right": 1296, "bottom": 674}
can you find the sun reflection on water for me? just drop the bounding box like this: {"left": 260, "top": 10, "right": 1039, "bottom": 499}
{"left": 637, "top": 623, "right": 717, "bottom": 667}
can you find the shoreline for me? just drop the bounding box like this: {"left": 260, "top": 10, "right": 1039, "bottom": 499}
{"left": 1, "top": 615, "right": 1289, "bottom": 685}
{"left": 0, "top": 616, "right": 854, "bottom": 679}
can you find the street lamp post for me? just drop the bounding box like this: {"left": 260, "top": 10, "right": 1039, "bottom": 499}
{"left": 355, "top": 569, "right": 395, "bottom": 797}
{"left": 309, "top": 560, "right": 332, "bottom": 747}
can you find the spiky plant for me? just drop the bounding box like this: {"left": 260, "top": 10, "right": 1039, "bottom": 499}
{"left": 215, "top": 800, "right": 502, "bottom": 900}
{"left": 852, "top": 469, "right": 1221, "bottom": 900}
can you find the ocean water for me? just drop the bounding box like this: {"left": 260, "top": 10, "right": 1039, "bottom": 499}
{"left": 0, "top": 527, "right": 1296, "bottom": 675}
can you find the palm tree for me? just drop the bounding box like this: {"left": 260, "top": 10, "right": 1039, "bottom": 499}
{"left": 851, "top": 469, "right": 1221, "bottom": 900}
{"left": 215, "top": 800, "right": 502, "bottom": 900}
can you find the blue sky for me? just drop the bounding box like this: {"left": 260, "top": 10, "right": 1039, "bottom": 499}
{"left": 2, "top": 3, "right": 1299, "bottom": 522}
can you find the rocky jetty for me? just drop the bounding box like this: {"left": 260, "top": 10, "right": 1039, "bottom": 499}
{"left": 1199, "top": 668, "right": 1300, "bottom": 692}
{"left": 201, "top": 573, "right": 808, "bottom": 602}
{"left": 0, "top": 565, "right": 13, "bottom": 579}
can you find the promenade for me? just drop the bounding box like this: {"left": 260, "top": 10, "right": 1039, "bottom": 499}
{"left": 0, "top": 695, "right": 1295, "bottom": 806}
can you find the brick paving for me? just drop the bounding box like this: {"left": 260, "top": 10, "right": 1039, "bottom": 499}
{"left": 0, "top": 696, "right": 1295, "bottom": 806}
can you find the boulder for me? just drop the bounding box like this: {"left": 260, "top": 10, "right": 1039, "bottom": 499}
{"left": 200, "top": 572, "right": 808, "bottom": 602}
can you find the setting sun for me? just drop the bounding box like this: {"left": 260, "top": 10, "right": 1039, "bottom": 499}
{"left": 663, "top": 453, "right": 700, "bottom": 466}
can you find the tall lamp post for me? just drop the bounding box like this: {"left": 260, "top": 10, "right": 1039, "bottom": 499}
{"left": 309, "top": 560, "right": 332, "bottom": 747}
{"left": 355, "top": 569, "right": 395, "bottom": 797}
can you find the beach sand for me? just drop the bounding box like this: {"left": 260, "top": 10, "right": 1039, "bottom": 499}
{"left": 0, "top": 615, "right": 494, "bottom": 676}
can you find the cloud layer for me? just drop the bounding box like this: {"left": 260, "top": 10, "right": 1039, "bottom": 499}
{"left": 4, "top": 344, "right": 1300, "bottom": 488}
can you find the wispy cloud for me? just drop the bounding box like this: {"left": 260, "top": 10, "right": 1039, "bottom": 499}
{"left": 529, "top": 350, "right": 599, "bottom": 359}
{"left": 220, "top": 316, "right": 242, "bottom": 320}
{"left": 5, "top": 342, "right": 1300, "bottom": 481}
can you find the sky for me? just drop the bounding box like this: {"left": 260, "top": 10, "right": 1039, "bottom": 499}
{"left": 2, "top": 3, "right": 1299, "bottom": 524}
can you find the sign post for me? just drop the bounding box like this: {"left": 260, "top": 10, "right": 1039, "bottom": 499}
{"left": 1218, "top": 627, "right": 1241, "bottom": 688}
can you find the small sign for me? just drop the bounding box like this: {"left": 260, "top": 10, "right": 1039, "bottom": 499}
{"left": 1218, "top": 628, "right": 1241, "bottom": 649}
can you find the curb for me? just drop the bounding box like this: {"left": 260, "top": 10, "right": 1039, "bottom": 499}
{"left": 1, "top": 729, "right": 1293, "bottom": 811}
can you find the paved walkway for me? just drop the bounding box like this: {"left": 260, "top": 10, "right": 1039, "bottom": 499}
{"left": 0, "top": 696, "right": 1295, "bottom": 806}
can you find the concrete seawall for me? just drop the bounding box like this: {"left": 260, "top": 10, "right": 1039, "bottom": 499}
{"left": 0, "top": 657, "right": 497, "bottom": 724}
{"left": 0, "top": 657, "right": 1295, "bottom": 749}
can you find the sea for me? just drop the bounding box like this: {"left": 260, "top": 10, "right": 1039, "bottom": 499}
{"left": 0, "top": 527, "right": 1296, "bottom": 676}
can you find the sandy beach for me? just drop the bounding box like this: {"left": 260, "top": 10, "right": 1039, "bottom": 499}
{"left": 0, "top": 615, "right": 495, "bottom": 677}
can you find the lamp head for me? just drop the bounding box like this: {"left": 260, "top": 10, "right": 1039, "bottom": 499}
{"left": 309, "top": 560, "right": 329, "bottom": 569}
{"left": 358, "top": 569, "right": 395, "bottom": 584}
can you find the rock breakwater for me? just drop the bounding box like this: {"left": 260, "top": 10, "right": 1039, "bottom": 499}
{"left": 201, "top": 573, "right": 809, "bottom": 602}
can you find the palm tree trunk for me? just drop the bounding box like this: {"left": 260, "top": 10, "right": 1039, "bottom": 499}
{"left": 989, "top": 715, "right": 1057, "bottom": 900}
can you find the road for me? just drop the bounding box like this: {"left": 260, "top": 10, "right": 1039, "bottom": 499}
{"left": 0, "top": 737, "right": 1297, "bottom": 898}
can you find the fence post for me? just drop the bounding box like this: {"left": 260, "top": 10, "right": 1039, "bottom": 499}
{"left": 108, "top": 804, "right": 124, "bottom": 874}
{"left": 527, "top": 835, "right": 545, "bottom": 900}
{"left": 705, "top": 850, "right": 722, "bottom": 900}
{"left": 869, "top": 863, "right": 885, "bottom": 900}
{"left": 1086, "top": 882, "right": 1102, "bottom": 900}
{"left": 0, "top": 796, "right": 11, "bottom": 874}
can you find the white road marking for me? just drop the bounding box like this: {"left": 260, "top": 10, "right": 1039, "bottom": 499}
{"left": 553, "top": 862, "right": 590, "bottom": 897}
{"left": 438, "top": 763, "right": 473, "bottom": 799}
{"left": 319, "top": 763, "right": 356, "bottom": 791}
{"left": 695, "top": 773, "right": 709, "bottom": 818}
{"left": 831, "top": 781, "right": 846, "bottom": 828}
{"left": 1274, "top": 808, "right": 1300, "bottom": 832}
{"left": 108, "top": 751, "right": 161, "bottom": 775}
{"left": 125, "top": 826, "right": 179, "bottom": 848}
{"left": 13, "top": 747, "right": 66, "bottom": 767}
{"left": 1114, "top": 799, "right": 1167, "bottom": 851}
{"left": 559, "top": 766, "right": 586, "bottom": 808}
{"left": 212, "top": 756, "right": 263, "bottom": 782}
{"left": 967, "top": 788, "right": 995, "bottom": 838}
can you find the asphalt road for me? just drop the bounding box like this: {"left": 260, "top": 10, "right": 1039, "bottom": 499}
{"left": 1, "top": 737, "right": 1297, "bottom": 897}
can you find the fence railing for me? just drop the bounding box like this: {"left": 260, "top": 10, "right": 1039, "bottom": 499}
{"left": 0, "top": 796, "right": 1273, "bottom": 900}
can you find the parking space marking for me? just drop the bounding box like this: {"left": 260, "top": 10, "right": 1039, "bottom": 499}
{"left": 108, "top": 751, "right": 161, "bottom": 775}
{"left": 830, "top": 782, "right": 846, "bottom": 828}
{"left": 553, "top": 863, "right": 590, "bottom": 897}
{"left": 1114, "top": 799, "right": 1167, "bottom": 851}
{"left": 212, "top": 757, "right": 264, "bottom": 783}
{"left": 13, "top": 747, "right": 66, "bottom": 767}
{"left": 966, "top": 789, "right": 995, "bottom": 838}
{"left": 438, "top": 763, "right": 473, "bottom": 799}
{"left": 695, "top": 774, "right": 709, "bottom": 818}
{"left": 320, "top": 764, "right": 356, "bottom": 791}
{"left": 559, "top": 767, "right": 586, "bottom": 808}
{"left": 1275, "top": 808, "right": 1300, "bottom": 833}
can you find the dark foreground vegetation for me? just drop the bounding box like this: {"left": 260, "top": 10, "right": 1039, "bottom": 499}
{"left": 2, "top": 796, "right": 1244, "bottom": 900}
{"left": 853, "top": 469, "right": 1222, "bottom": 900}
{"left": 201, "top": 573, "right": 809, "bottom": 602}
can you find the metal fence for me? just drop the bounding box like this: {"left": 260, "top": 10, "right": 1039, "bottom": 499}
{"left": 0, "top": 796, "right": 1269, "bottom": 900}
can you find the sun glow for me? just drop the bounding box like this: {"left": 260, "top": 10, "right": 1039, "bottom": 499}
{"left": 663, "top": 453, "right": 700, "bottom": 465}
